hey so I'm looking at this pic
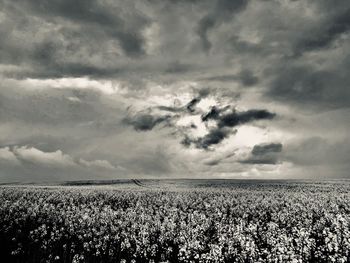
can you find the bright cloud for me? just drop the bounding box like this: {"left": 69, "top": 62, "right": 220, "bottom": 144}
{"left": 3, "top": 146, "right": 117, "bottom": 171}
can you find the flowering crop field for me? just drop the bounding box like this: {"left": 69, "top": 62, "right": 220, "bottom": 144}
{"left": 0, "top": 180, "right": 350, "bottom": 263}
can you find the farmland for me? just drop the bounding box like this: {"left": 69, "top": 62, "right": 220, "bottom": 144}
{"left": 0, "top": 180, "right": 349, "bottom": 262}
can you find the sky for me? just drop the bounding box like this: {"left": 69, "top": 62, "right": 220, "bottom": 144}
{"left": 0, "top": 0, "right": 350, "bottom": 182}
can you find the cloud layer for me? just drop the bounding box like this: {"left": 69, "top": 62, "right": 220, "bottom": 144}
{"left": 0, "top": 0, "right": 350, "bottom": 181}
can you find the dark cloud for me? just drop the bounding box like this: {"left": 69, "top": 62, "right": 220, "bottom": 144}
{"left": 184, "top": 106, "right": 275, "bottom": 150}
{"left": 185, "top": 89, "right": 211, "bottom": 113}
{"left": 16, "top": 0, "right": 149, "bottom": 57}
{"left": 123, "top": 114, "right": 172, "bottom": 131}
{"left": 157, "top": 92, "right": 209, "bottom": 114}
{"left": 217, "top": 109, "right": 276, "bottom": 128}
{"left": 201, "top": 106, "right": 223, "bottom": 122}
{"left": 186, "top": 98, "right": 201, "bottom": 113}
{"left": 201, "top": 70, "right": 258, "bottom": 86}
{"left": 124, "top": 93, "right": 208, "bottom": 133}
{"left": 197, "top": 16, "right": 216, "bottom": 51}
{"left": 203, "top": 159, "right": 221, "bottom": 166}
{"left": 126, "top": 93, "right": 276, "bottom": 150}
{"left": 239, "top": 142, "right": 283, "bottom": 165}
{"left": 197, "top": 0, "right": 248, "bottom": 51}
{"left": 260, "top": 2, "right": 350, "bottom": 111}
{"left": 182, "top": 127, "right": 235, "bottom": 150}
{"left": 252, "top": 143, "right": 283, "bottom": 156}
{"left": 0, "top": 0, "right": 150, "bottom": 79}
{"left": 157, "top": 106, "right": 183, "bottom": 113}
{"left": 295, "top": 7, "right": 350, "bottom": 54}
{"left": 202, "top": 107, "right": 275, "bottom": 127}
{"left": 238, "top": 70, "right": 259, "bottom": 86}
{"left": 267, "top": 64, "right": 350, "bottom": 109}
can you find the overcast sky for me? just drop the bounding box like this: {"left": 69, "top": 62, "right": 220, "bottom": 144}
{"left": 1, "top": 0, "right": 350, "bottom": 182}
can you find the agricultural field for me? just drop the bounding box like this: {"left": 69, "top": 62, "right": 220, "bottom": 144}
{"left": 0, "top": 180, "right": 350, "bottom": 262}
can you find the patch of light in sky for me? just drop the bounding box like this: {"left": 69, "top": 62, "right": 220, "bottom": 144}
{"left": 196, "top": 97, "right": 218, "bottom": 112}
{"left": 176, "top": 115, "right": 208, "bottom": 137}
{"left": 229, "top": 126, "right": 268, "bottom": 148}
{"left": 24, "top": 78, "right": 121, "bottom": 95}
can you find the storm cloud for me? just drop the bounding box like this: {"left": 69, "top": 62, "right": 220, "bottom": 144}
{"left": 182, "top": 127, "right": 236, "bottom": 150}
{"left": 201, "top": 70, "right": 259, "bottom": 87}
{"left": 252, "top": 143, "right": 283, "bottom": 156}
{"left": 0, "top": 0, "right": 349, "bottom": 180}
{"left": 123, "top": 114, "right": 172, "bottom": 131}
{"left": 197, "top": 0, "right": 249, "bottom": 51}
{"left": 240, "top": 143, "right": 283, "bottom": 165}
{"left": 124, "top": 94, "right": 276, "bottom": 150}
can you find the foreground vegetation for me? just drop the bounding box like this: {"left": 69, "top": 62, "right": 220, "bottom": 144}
{"left": 0, "top": 181, "right": 350, "bottom": 262}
